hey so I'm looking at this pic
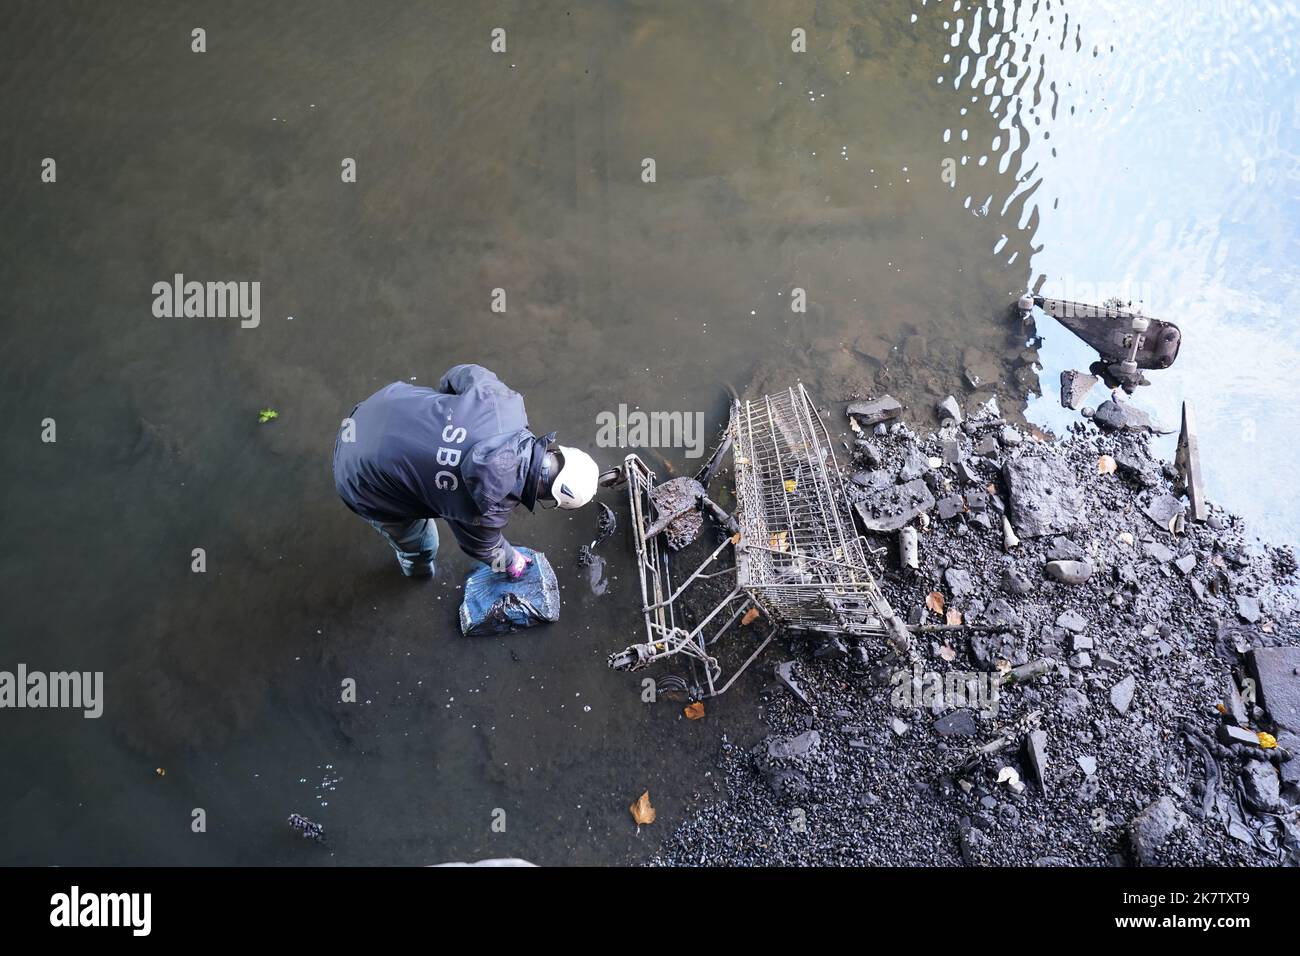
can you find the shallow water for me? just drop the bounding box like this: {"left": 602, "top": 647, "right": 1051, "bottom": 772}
{"left": 1, "top": 0, "right": 1296, "bottom": 865}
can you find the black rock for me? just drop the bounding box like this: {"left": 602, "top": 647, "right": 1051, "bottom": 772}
{"left": 1003, "top": 456, "right": 1087, "bottom": 539}
{"left": 847, "top": 395, "right": 904, "bottom": 426}
{"left": 1046, "top": 559, "right": 1093, "bottom": 585}
{"left": 937, "top": 494, "right": 965, "bottom": 520}
{"left": 1026, "top": 729, "right": 1049, "bottom": 794}
{"left": 854, "top": 440, "right": 883, "bottom": 469}
{"left": 934, "top": 710, "right": 978, "bottom": 737}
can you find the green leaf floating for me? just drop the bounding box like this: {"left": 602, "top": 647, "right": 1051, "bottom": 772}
{"left": 258, "top": 408, "right": 279, "bottom": 424}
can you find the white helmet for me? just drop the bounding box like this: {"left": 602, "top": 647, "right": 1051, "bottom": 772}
{"left": 550, "top": 445, "right": 599, "bottom": 509}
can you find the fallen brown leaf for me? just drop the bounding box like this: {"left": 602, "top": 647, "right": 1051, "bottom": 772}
{"left": 630, "top": 791, "right": 656, "bottom": 825}
{"left": 684, "top": 701, "right": 705, "bottom": 720}
{"left": 1098, "top": 455, "right": 1117, "bottom": 475}
{"left": 741, "top": 607, "right": 761, "bottom": 626}
{"left": 925, "top": 591, "right": 945, "bottom": 615}
{"left": 938, "top": 644, "right": 957, "bottom": 662}
{"left": 945, "top": 608, "right": 962, "bottom": 626}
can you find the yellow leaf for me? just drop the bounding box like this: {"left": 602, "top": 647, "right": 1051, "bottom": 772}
{"left": 684, "top": 701, "right": 705, "bottom": 720}
{"left": 784, "top": 478, "right": 798, "bottom": 493}
{"left": 730, "top": 533, "right": 741, "bottom": 545}
{"left": 925, "top": 591, "right": 945, "bottom": 615}
{"left": 630, "top": 791, "right": 656, "bottom": 825}
{"left": 741, "top": 607, "right": 761, "bottom": 626}
{"left": 945, "top": 608, "right": 962, "bottom": 626}
{"left": 1098, "top": 455, "right": 1117, "bottom": 475}
{"left": 1259, "top": 732, "right": 1277, "bottom": 749}
{"left": 769, "top": 530, "right": 789, "bottom": 552}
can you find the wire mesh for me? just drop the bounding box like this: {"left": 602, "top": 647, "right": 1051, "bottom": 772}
{"left": 732, "top": 384, "right": 892, "bottom": 635}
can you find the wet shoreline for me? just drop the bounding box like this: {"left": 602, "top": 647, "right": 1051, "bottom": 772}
{"left": 651, "top": 389, "right": 1299, "bottom": 866}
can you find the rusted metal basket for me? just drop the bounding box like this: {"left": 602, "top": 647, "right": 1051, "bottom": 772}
{"left": 608, "top": 383, "right": 905, "bottom": 698}
{"left": 731, "top": 384, "right": 897, "bottom": 637}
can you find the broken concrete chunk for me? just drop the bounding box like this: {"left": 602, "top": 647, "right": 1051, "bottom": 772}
{"left": 1046, "top": 559, "right": 1093, "bottom": 585}
{"left": 1143, "top": 541, "right": 1175, "bottom": 563}
{"left": 1046, "top": 536, "right": 1086, "bottom": 562}
{"left": 1249, "top": 647, "right": 1300, "bottom": 734}
{"left": 847, "top": 395, "right": 904, "bottom": 426}
{"left": 1060, "top": 369, "right": 1099, "bottom": 410}
{"left": 1003, "top": 457, "right": 1087, "bottom": 539}
{"left": 1077, "top": 755, "right": 1097, "bottom": 776}
{"left": 1129, "top": 796, "right": 1186, "bottom": 866}
{"left": 1241, "top": 761, "right": 1281, "bottom": 812}
{"left": 1001, "top": 567, "right": 1032, "bottom": 595}
{"left": 1235, "top": 594, "right": 1261, "bottom": 624}
{"left": 936, "top": 395, "right": 963, "bottom": 423}
{"left": 853, "top": 478, "right": 936, "bottom": 533}
{"left": 774, "top": 660, "right": 809, "bottom": 705}
{"left": 937, "top": 494, "right": 965, "bottom": 520}
{"left": 1174, "top": 553, "right": 1197, "bottom": 575}
{"left": 1055, "top": 609, "right": 1088, "bottom": 633}
{"left": 766, "top": 730, "right": 821, "bottom": 760}
{"left": 1059, "top": 687, "right": 1091, "bottom": 718}
{"left": 1217, "top": 724, "right": 1260, "bottom": 747}
{"left": 1094, "top": 399, "right": 1169, "bottom": 434}
{"left": 1110, "top": 675, "right": 1136, "bottom": 715}
{"left": 944, "top": 567, "right": 974, "bottom": 598}
{"left": 1143, "top": 493, "right": 1185, "bottom": 531}
{"left": 1112, "top": 449, "right": 1159, "bottom": 488}
{"left": 854, "top": 440, "right": 883, "bottom": 469}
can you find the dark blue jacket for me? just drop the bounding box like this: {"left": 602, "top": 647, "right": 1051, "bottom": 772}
{"left": 333, "top": 365, "right": 541, "bottom": 566}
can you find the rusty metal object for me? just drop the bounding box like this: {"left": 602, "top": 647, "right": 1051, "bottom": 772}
{"left": 1017, "top": 294, "right": 1181, "bottom": 392}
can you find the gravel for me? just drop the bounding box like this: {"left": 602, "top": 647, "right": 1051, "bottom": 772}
{"left": 650, "top": 399, "right": 1300, "bottom": 867}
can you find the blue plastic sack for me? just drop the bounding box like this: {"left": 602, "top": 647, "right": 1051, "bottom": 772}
{"left": 458, "top": 548, "right": 560, "bottom": 637}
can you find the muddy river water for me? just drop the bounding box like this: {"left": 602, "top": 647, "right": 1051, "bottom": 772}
{"left": 1, "top": 0, "right": 1297, "bottom": 864}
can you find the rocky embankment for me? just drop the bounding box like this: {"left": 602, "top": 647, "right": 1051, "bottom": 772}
{"left": 652, "top": 393, "right": 1299, "bottom": 866}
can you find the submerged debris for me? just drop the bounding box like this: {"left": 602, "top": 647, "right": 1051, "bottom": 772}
{"left": 287, "top": 813, "right": 325, "bottom": 841}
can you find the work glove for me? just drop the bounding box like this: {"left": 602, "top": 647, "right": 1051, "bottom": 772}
{"left": 505, "top": 551, "right": 533, "bottom": 580}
